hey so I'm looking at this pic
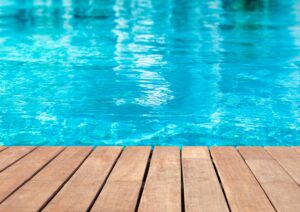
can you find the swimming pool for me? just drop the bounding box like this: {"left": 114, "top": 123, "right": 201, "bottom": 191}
{"left": 0, "top": 0, "right": 300, "bottom": 146}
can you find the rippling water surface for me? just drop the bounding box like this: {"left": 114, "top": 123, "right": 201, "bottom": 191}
{"left": 1, "top": 0, "right": 300, "bottom": 146}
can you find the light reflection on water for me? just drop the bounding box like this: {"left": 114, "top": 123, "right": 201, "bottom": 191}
{"left": 0, "top": 0, "right": 300, "bottom": 146}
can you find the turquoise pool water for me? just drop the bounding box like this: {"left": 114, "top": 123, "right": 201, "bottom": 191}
{"left": 1, "top": 0, "right": 300, "bottom": 146}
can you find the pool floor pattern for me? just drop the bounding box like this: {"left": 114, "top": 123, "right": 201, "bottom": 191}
{"left": 0, "top": 146, "right": 299, "bottom": 211}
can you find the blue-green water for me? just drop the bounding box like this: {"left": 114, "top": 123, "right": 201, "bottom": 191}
{"left": 0, "top": 0, "right": 300, "bottom": 146}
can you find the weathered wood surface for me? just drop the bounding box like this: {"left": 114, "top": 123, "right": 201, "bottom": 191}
{"left": 91, "top": 146, "right": 151, "bottom": 212}
{"left": 210, "top": 147, "right": 275, "bottom": 212}
{"left": 293, "top": 147, "right": 300, "bottom": 154}
{"left": 138, "top": 147, "right": 181, "bottom": 212}
{"left": 0, "top": 146, "right": 36, "bottom": 172}
{"left": 0, "top": 146, "right": 7, "bottom": 152}
{"left": 0, "top": 146, "right": 298, "bottom": 211}
{"left": 182, "top": 147, "right": 229, "bottom": 212}
{"left": 265, "top": 147, "right": 300, "bottom": 185}
{"left": 44, "top": 147, "right": 122, "bottom": 212}
{"left": 0, "top": 147, "right": 64, "bottom": 203}
{"left": 0, "top": 147, "right": 92, "bottom": 211}
{"left": 239, "top": 147, "right": 300, "bottom": 212}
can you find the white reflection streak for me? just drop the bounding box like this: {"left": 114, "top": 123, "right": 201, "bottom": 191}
{"left": 206, "top": 0, "right": 223, "bottom": 128}
{"left": 112, "top": 0, "right": 128, "bottom": 73}
{"left": 112, "top": 0, "right": 173, "bottom": 107}
{"left": 285, "top": 1, "right": 300, "bottom": 125}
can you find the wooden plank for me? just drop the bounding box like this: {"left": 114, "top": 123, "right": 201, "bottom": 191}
{"left": 293, "top": 147, "right": 300, "bottom": 154}
{"left": 0, "top": 147, "right": 64, "bottom": 203}
{"left": 138, "top": 147, "right": 181, "bottom": 212}
{"left": 0, "top": 147, "right": 92, "bottom": 211}
{"left": 0, "top": 146, "right": 36, "bottom": 172}
{"left": 0, "top": 146, "right": 6, "bottom": 152}
{"left": 210, "top": 147, "right": 274, "bottom": 212}
{"left": 91, "top": 146, "right": 150, "bottom": 212}
{"left": 239, "top": 147, "right": 300, "bottom": 212}
{"left": 44, "top": 147, "right": 122, "bottom": 211}
{"left": 265, "top": 147, "right": 300, "bottom": 185}
{"left": 182, "top": 147, "right": 229, "bottom": 212}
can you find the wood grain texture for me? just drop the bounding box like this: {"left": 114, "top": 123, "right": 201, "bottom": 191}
{"left": 91, "top": 146, "right": 151, "bottom": 212}
{"left": 265, "top": 147, "right": 300, "bottom": 185}
{"left": 0, "top": 146, "right": 297, "bottom": 211}
{"left": 0, "top": 147, "right": 64, "bottom": 203}
{"left": 239, "top": 147, "right": 300, "bottom": 212}
{"left": 0, "top": 146, "right": 36, "bottom": 172}
{"left": 210, "top": 147, "right": 274, "bottom": 212}
{"left": 0, "top": 147, "right": 92, "bottom": 211}
{"left": 138, "top": 147, "right": 181, "bottom": 212}
{"left": 182, "top": 147, "right": 229, "bottom": 212}
{"left": 44, "top": 147, "right": 122, "bottom": 212}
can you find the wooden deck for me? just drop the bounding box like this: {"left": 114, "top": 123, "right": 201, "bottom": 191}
{"left": 0, "top": 146, "right": 299, "bottom": 211}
